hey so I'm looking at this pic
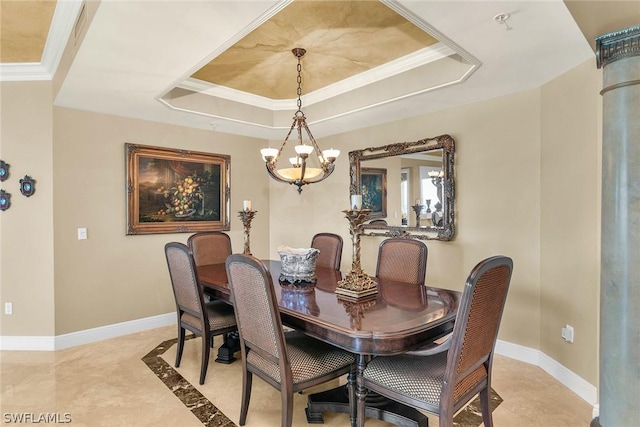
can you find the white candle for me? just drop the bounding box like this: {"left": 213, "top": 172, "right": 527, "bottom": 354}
{"left": 415, "top": 199, "right": 421, "bottom": 205}
{"left": 351, "top": 195, "right": 362, "bottom": 210}
{"left": 242, "top": 200, "right": 252, "bottom": 211}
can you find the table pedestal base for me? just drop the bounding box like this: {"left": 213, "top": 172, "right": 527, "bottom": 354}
{"left": 215, "top": 332, "right": 240, "bottom": 364}
{"left": 306, "top": 385, "right": 428, "bottom": 427}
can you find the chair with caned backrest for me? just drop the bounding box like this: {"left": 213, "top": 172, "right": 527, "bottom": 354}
{"left": 375, "top": 237, "right": 428, "bottom": 285}
{"left": 359, "top": 255, "right": 513, "bottom": 427}
{"left": 164, "top": 242, "right": 237, "bottom": 385}
{"left": 311, "top": 232, "right": 343, "bottom": 270}
{"left": 225, "top": 254, "right": 356, "bottom": 427}
{"left": 187, "top": 231, "right": 232, "bottom": 267}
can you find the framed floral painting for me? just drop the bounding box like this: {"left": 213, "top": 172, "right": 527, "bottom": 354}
{"left": 360, "top": 167, "right": 387, "bottom": 219}
{"left": 125, "top": 143, "right": 230, "bottom": 235}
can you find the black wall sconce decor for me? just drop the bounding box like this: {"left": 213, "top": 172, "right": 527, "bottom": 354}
{"left": 0, "top": 189, "right": 10, "bottom": 211}
{"left": 0, "top": 160, "right": 9, "bottom": 182}
{"left": 20, "top": 175, "right": 36, "bottom": 197}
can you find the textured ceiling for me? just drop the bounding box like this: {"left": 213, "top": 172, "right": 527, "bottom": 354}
{"left": 191, "top": 0, "right": 438, "bottom": 99}
{"left": 1, "top": 1, "right": 638, "bottom": 139}
{"left": 0, "top": 0, "right": 56, "bottom": 63}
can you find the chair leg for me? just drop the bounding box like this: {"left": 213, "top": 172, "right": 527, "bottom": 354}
{"left": 199, "top": 331, "right": 210, "bottom": 385}
{"left": 175, "top": 325, "right": 185, "bottom": 367}
{"left": 480, "top": 387, "right": 494, "bottom": 427}
{"left": 239, "top": 368, "right": 252, "bottom": 426}
{"left": 347, "top": 369, "right": 356, "bottom": 426}
{"left": 281, "top": 388, "right": 293, "bottom": 427}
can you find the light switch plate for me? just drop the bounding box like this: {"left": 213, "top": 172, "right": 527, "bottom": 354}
{"left": 77, "top": 227, "right": 88, "bottom": 240}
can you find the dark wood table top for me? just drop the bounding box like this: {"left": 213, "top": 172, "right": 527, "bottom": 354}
{"left": 197, "top": 260, "right": 460, "bottom": 356}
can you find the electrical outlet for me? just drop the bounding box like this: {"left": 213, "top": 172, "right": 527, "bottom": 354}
{"left": 561, "top": 324, "right": 574, "bottom": 343}
{"left": 4, "top": 302, "right": 12, "bottom": 315}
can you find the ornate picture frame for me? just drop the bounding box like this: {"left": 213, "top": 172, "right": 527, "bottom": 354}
{"left": 360, "top": 167, "right": 387, "bottom": 219}
{"left": 125, "top": 143, "right": 230, "bottom": 235}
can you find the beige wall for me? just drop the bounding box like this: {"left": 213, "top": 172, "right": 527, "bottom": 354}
{"left": 271, "top": 89, "right": 543, "bottom": 349}
{"left": 51, "top": 108, "right": 269, "bottom": 334}
{"left": 540, "top": 60, "right": 601, "bottom": 385}
{"left": 1, "top": 59, "right": 601, "bottom": 388}
{"left": 269, "top": 63, "right": 600, "bottom": 383}
{"left": 0, "top": 81, "right": 56, "bottom": 336}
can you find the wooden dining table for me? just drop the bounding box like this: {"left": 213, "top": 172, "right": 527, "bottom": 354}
{"left": 197, "top": 260, "right": 460, "bottom": 427}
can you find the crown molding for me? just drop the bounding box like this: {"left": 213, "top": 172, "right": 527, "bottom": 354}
{"left": 177, "top": 43, "right": 457, "bottom": 110}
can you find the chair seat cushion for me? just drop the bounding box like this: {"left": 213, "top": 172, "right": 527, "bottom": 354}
{"left": 181, "top": 300, "right": 236, "bottom": 332}
{"left": 364, "top": 351, "right": 448, "bottom": 410}
{"left": 363, "top": 351, "right": 487, "bottom": 411}
{"left": 247, "top": 331, "right": 355, "bottom": 385}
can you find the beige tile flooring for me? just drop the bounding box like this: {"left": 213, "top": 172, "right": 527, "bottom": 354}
{"left": 1, "top": 326, "right": 593, "bottom": 426}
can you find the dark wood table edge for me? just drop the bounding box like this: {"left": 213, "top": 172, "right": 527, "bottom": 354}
{"left": 198, "top": 261, "right": 459, "bottom": 426}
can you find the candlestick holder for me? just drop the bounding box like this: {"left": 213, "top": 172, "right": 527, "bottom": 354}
{"left": 336, "top": 209, "right": 377, "bottom": 299}
{"left": 238, "top": 209, "right": 257, "bottom": 255}
{"left": 411, "top": 204, "right": 423, "bottom": 227}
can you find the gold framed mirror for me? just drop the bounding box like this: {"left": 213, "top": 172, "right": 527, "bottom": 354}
{"left": 349, "top": 134, "right": 455, "bottom": 241}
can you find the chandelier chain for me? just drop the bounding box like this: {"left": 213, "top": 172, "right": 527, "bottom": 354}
{"left": 296, "top": 56, "right": 303, "bottom": 113}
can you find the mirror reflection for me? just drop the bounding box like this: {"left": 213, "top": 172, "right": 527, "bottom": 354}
{"left": 349, "top": 135, "right": 455, "bottom": 241}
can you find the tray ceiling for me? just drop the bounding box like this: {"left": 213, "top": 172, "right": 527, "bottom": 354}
{"left": 2, "top": 1, "right": 634, "bottom": 139}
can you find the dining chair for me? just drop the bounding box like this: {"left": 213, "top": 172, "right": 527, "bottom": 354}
{"left": 360, "top": 255, "right": 513, "bottom": 427}
{"left": 164, "top": 242, "right": 237, "bottom": 385}
{"left": 311, "top": 232, "right": 343, "bottom": 270}
{"left": 187, "top": 231, "right": 232, "bottom": 267}
{"left": 375, "top": 237, "right": 428, "bottom": 285}
{"left": 225, "top": 254, "right": 356, "bottom": 427}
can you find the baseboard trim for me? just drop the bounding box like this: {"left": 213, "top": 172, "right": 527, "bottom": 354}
{"left": 0, "top": 312, "right": 175, "bottom": 351}
{"left": 0, "top": 317, "right": 597, "bottom": 411}
{"left": 0, "top": 335, "right": 56, "bottom": 351}
{"left": 496, "top": 339, "right": 597, "bottom": 407}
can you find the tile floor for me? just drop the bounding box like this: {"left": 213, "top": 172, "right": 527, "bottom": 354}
{"left": 1, "top": 326, "right": 593, "bottom": 426}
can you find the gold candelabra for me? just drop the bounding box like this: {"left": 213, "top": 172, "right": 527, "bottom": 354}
{"left": 336, "top": 209, "right": 377, "bottom": 298}
{"left": 238, "top": 209, "right": 257, "bottom": 255}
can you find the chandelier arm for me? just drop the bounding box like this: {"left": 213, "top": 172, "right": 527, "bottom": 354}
{"left": 272, "top": 120, "right": 298, "bottom": 164}
{"left": 300, "top": 120, "right": 326, "bottom": 163}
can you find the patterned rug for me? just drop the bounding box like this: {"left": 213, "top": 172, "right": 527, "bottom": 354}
{"left": 142, "top": 336, "right": 502, "bottom": 427}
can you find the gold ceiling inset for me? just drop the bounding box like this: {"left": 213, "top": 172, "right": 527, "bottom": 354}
{"left": 0, "top": 0, "right": 57, "bottom": 63}
{"left": 191, "top": 0, "right": 438, "bottom": 99}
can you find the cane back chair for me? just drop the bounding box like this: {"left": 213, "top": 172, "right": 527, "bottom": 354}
{"left": 311, "top": 232, "right": 343, "bottom": 270}
{"left": 164, "top": 242, "right": 237, "bottom": 385}
{"left": 360, "top": 255, "right": 513, "bottom": 427}
{"left": 187, "top": 231, "right": 232, "bottom": 267}
{"left": 225, "top": 254, "right": 356, "bottom": 427}
{"left": 375, "top": 237, "right": 428, "bottom": 285}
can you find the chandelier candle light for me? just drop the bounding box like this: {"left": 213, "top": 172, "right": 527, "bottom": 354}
{"left": 260, "top": 48, "right": 340, "bottom": 194}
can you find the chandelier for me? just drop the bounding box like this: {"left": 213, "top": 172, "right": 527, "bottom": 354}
{"left": 260, "top": 48, "right": 340, "bottom": 194}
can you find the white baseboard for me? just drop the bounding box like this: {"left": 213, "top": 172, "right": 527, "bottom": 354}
{"left": 0, "top": 335, "right": 56, "bottom": 351}
{"left": 0, "top": 312, "right": 175, "bottom": 351}
{"left": 496, "top": 339, "right": 598, "bottom": 407}
{"left": 0, "top": 316, "right": 597, "bottom": 414}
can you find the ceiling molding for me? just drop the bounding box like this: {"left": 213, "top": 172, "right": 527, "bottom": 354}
{"left": 0, "top": 0, "right": 84, "bottom": 82}
{"left": 176, "top": 43, "right": 458, "bottom": 111}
